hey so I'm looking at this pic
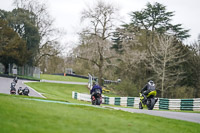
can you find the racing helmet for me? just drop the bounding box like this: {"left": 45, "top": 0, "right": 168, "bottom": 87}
{"left": 148, "top": 80, "right": 154, "bottom": 85}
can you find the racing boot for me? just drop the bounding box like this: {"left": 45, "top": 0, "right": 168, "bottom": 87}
{"left": 155, "top": 98, "right": 158, "bottom": 103}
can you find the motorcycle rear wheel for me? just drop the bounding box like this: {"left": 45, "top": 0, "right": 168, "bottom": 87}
{"left": 92, "top": 100, "right": 95, "bottom": 105}
{"left": 147, "top": 98, "right": 155, "bottom": 110}
{"left": 96, "top": 98, "right": 101, "bottom": 105}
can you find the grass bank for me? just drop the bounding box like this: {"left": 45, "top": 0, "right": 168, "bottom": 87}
{"left": 41, "top": 74, "right": 88, "bottom": 82}
{"left": 0, "top": 94, "right": 199, "bottom": 133}
{"left": 25, "top": 82, "right": 89, "bottom": 103}
{"left": 40, "top": 74, "right": 119, "bottom": 97}
{"left": 25, "top": 82, "right": 118, "bottom": 100}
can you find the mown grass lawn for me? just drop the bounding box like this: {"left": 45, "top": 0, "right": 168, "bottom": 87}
{"left": 40, "top": 74, "right": 88, "bottom": 82}
{"left": 0, "top": 94, "right": 199, "bottom": 133}
{"left": 40, "top": 74, "right": 119, "bottom": 97}
{"left": 25, "top": 82, "right": 90, "bottom": 103}
{"left": 25, "top": 82, "right": 119, "bottom": 100}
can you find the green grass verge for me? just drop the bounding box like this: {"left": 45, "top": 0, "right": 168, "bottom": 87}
{"left": 25, "top": 82, "right": 118, "bottom": 99}
{"left": 0, "top": 94, "right": 199, "bottom": 133}
{"left": 41, "top": 74, "right": 88, "bottom": 82}
{"left": 17, "top": 75, "right": 40, "bottom": 80}
{"left": 102, "top": 91, "right": 120, "bottom": 97}
{"left": 40, "top": 74, "right": 119, "bottom": 97}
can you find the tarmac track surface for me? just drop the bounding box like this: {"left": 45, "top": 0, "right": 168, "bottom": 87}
{"left": 103, "top": 106, "right": 200, "bottom": 124}
{"left": 0, "top": 77, "right": 45, "bottom": 98}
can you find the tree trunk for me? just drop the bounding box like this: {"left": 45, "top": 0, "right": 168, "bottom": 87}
{"left": 98, "top": 55, "right": 104, "bottom": 86}
{"left": 98, "top": 65, "right": 103, "bottom": 86}
{"left": 161, "top": 71, "right": 165, "bottom": 98}
{"left": 161, "top": 51, "right": 167, "bottom": 98}
{"left": 3, "top": 63, "right": 9, "bottom": 74}
{"left": 195, "top": 79, "right": 200, "bottom": 98}
{"left": 161, "top": 64, "right": 166, "bottom": 98}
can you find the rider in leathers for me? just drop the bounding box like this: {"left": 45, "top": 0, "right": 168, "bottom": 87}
{"left": 90, "top": 82, "right": 102, "bottom": 97}
{"left": 141, "top": 80, "right": 156, "bottom": 101}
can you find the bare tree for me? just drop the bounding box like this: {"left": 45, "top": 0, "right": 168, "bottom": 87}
{"left": 110, "top": 27, "right": 148, "bottom": 94}
{"left": 149, "top": 35, "right": 186, "bottom": 97}
{"left": 76, "top": 0, "right": 119, "bottom": 85}
{"left": 76, "top": 35, "right": 116, "bottom": 85}
{"left": 35, "top": 41, "right": 62, "bottom": 66}
{"left": 13, "top": 0, "right": 63, "bottom": 66}
{"left": 40, "top": 55, "right": 65, "bottom": 74}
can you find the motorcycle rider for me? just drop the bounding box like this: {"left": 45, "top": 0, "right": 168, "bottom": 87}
{"left": 90, "top": 82, "right": 102, "bottom": 99}
{"left": 13, "top": 77, "right": 18, "bottom": 83}
{"left": 22, "top": 87, "right": 30, "bottom": 96}
{"left": 140, "top": 80, "right": 156, "bottom": 102}
{"left": 10, "top": 81, "right": 16, "bottom": 94}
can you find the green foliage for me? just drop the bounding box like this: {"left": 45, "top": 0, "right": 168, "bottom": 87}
{"left": 1, "top": 94, "right": 200, "bottom": 133}
{"left": 108, "top": 2, "right": 193, "bottom": 98}
{"left": 170, "top": 86, "right": 195, "bottom": 99}
{"left": 0, "top": 19, "right": 29, "bottom": 73}
{"left": 130, "top": 2, "right": 190, "bottom": 40}
{"left": 184, "top": 40, "right": 200, "bottom": 97}
{"left": 110, "top": 80, "right": 139, "bottom": 97}
{"left": 0, "top": 8, "right": 40, "bottom": 65}
{"left": 111, "top": 31, "right": 123, "bottom": 54}
{"left": 148, "top": 36, "right": 188, "bottom": 97}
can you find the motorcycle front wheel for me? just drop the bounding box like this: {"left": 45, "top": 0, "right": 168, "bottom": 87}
{"left": 139, "top": 101, "right": 143, "bottom": 109}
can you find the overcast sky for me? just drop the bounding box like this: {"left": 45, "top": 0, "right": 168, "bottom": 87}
{"left": 0, "top": 0, "right": 200, "bottom": 51}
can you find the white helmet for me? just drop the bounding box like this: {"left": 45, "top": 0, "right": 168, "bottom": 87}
{"left": 148, "top": 80, "right": 155, "bottom": 86}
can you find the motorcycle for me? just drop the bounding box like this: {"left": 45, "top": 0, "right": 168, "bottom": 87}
{"left": 22, "top": 87, "right": 29, "bottom": 96}
{"left": 139, "top": 90, "right": 158, "bottom": 110}
{"left": 10, "top": 82, "right": 16, "bottom": 95}
{"left": 13, "top": 77, "right": 18, "bottom": 83}
{"left": 17, "top": 87, "right": 23, "bottom": 95}
{"left": 91, "top": 89, "right": 102, "bottom": 105}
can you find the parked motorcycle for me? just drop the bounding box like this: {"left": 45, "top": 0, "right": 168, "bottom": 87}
{"left": 91, "top": 89, "right": 102, "bottom": 105}
{"left": 139, "top": 90, "right": 158, "bottom": 110}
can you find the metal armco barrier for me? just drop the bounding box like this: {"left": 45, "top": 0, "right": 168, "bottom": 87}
{"left": 72, "top": 91, "right": 200, "bottom": 111}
